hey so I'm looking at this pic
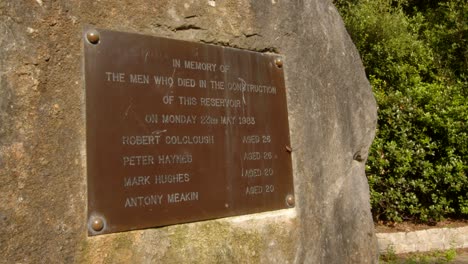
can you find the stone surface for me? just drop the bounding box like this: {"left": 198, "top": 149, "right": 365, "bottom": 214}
{"left": 0, "top": 0, "right": 378, "bottom": 263}
{"left": 377, "top": 226, "right": 468, "bottom": 254}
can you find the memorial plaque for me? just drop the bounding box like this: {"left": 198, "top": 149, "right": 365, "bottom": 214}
{"left": 84, "top": 28, "right": 294, "bottom": 236}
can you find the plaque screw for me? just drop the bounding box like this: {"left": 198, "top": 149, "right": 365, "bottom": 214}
{"left": 286, "top": 194, "right": 295, "bottom": 207}
{"left": 285, "top": 146, "right": 292, "bottom": 153}
{"left": 275, "top": 58, "right": 283, "bottom": 68}
{"left": 91, "top": 217, "right": 104, "bottom": 232}
{"left": 86, "top": 29, "right": 100, "bottom": 44}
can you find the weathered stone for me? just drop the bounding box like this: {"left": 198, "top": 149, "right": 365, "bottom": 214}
{"left": 377, "top": 226, "right": 468, "bottom": 254}
{"left": 0, "top": 0, "right": 378, "bottom": 263}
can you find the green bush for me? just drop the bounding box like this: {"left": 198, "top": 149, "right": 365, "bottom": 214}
{"left": 334, "top": 0, "right": 468, "bottom": 222}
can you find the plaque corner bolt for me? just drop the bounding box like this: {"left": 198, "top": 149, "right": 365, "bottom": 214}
{"left": 286, "top": 194, "right": 295, "bottom": 207}
{"left": 90, "top": 216, "right": 105, "bottom": 232}
{"left": 275, "top": 58, "right": 283, "bottom": 68}
{"left": 86, "top": 29, "right": 100, "bottom": 45}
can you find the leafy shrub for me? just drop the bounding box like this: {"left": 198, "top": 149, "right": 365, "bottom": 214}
{"left": 334, "top": 0, "right": 468, "bottom": 222}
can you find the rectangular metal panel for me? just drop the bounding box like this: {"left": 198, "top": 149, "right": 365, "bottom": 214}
{"left": 84, "top": 28, "right": 294, "bottom": 235}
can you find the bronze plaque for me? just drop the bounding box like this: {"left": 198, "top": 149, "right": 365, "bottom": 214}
{"left": 84, "top": 28, "right": 294, "bottom": 236}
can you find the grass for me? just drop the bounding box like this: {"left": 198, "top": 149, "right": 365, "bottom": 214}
{"left": 380, "top": 247, "right": 458, "bottom": 264}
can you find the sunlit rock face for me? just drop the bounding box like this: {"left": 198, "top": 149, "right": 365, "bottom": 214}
{"left": 0, "top": 1, "right": 377, "bottom": 263}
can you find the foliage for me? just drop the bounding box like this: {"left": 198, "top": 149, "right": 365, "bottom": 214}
{"left": 334, "top": 0, "right": 468, "bottom": 222}
{"left": 380, "top": 246, "right": 397, "bottom": 263}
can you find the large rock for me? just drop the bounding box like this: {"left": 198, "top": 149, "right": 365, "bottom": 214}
{"left": 0, "top": 0, "right": 378, "bottom": 263}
